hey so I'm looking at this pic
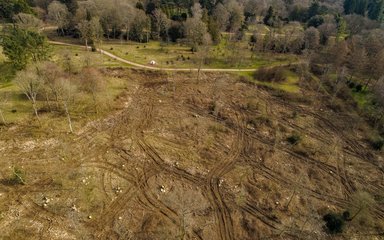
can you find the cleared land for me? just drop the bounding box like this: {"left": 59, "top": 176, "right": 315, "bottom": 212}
{"left": 0, "top": 67, "right": 383, "bottom": 239}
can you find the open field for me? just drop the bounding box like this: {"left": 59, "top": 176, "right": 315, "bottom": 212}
{"left": 44, "top": 29, "right": 298, "bottom": 70}
{"left": 0, "top": 47, "right": 15, "bottom": 84}
{"left": 0, "top": 69, "right": 383, "bottom": 239}
{"left": 51, "top": 45, "right": 124, "bottom": 69}
{"left": 100, "top": 40, "right": 297, "bottom": 69}
{"left": 0, "top": 42, "right": 128, "bottom": 125}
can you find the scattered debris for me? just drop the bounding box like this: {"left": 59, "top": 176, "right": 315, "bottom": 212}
{"left": 115, "top": 186, "right": 123, "bottom": 194}
{"left": 43, "top": 196, "right": 51, "bottom": 205}
{"left": 71, "top": 205, "right": 78, "bottom": 212}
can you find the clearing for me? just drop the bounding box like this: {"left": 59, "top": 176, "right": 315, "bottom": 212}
{"left": 0, "top": 68, "right": 383, "bottom": 239}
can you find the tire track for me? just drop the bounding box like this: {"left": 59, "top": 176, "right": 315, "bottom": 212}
{"left": 204, "top": 111, "right": 246, "bottom": 240}
{"left": 81, "top": 161, "right": 136, "bottom": 184}
{"left": 246, "top": 161, "right": 349, "bottom": 208}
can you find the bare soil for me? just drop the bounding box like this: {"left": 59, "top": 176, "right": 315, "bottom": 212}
{"left": 0, "top": 69, "right": 383, "bottom": 239}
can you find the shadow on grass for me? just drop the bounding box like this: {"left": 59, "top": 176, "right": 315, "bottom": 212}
{"left": 0, "top": 178, "right": 24, "bottom": 186}
{"left": 0, "top": 62, "right": 15, "bottom": 84}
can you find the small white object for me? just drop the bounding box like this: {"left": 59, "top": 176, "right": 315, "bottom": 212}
{"left": 149, "top": 60, "right": 156, "bottom": 65}
{"left": 118, "top": 216, "right": 122, "bottom": 220}
{"left": 219, "top": 179, "right": 224, "bottom": 187}
{"left": 88, "top": 215, "right": 92, "bottom": 219}
{"left": 275, "top": 201, "right": 280, "bottom": 205}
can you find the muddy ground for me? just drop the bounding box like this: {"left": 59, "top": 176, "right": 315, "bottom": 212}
{"left": 0, "top": 69, "right": 383, "bottom": 239}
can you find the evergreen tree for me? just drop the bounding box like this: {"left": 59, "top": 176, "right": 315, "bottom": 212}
{"left": 0, "top": 0, "right": 32, "bottom": 21}
{"left": 355, "top": 0, "right": 368, "bottom": 16}
{"left": 199, "top": 0, "right": 216, "bottom": 13}
{"left": 307, "top": 15, "right": 324, "bottom": 28}
{"left": 59, "top": 0, "right": 77, "bottom": 15}
{"left": 368, "top": 0, "right": 384, "bottom": 20}
{"left": 308, "top": 1, "right": 321, "bottom": 19}
{"left": 0, "top": 26, "right": 50, "bottom": 69}
{"left": 344, "top": 0, "right": 357, "bottom": 14}
{"left": 344, "top": 0, "right": 384, "bottom": 21}
{"left": 264, "top": 6, "right": 278, "bottom": 27}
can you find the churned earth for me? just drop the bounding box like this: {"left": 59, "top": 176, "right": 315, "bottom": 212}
{"left": 0, "top": 69, "right": 383, "bottom": 239}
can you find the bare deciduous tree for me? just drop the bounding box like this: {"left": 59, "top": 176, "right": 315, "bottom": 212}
{"left": 48, "top": 1, "right": 70, "bottom": 35}
{"left": 152, "top": 9, "right": 170, "bottom": 41}
{"left": 304, "top": 27, "right": 320, "bottom": 50}
{"left": 121, "top": 4, "right": 136, "bottom": 41}
{"left": 36, "top": 61, "right": 64, "bottom": 110}
{"left": 56, "top": 77, "right": 76, "bottom": 133}
{"left": 15, "top": 65, "right": 43, "bottom": 121}
{"left": 78, "top": 67, "right": 105, "bottom": 113}
{"left": 184, "top": 3, "right": 209, "bottom": 51}
{"left": 212, "top": 3, "right": 230, "bottom": 31}
{"left": 196, "top": 33, "right": 212, "bottom": 82}
{"left": 225, "top": 0, "right": 245, "bottom": 38}
{"left": 78, "top": 17, "right": 103, "bottom": 50}
{"left": 13, "top": 13, "right": 43, "bottom": 31}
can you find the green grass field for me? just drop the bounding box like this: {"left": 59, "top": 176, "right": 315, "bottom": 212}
{"left": 0, "top": 84, "right": 32, "bottom": 123}
{"left": 0, "top": 43, "right": 127, "bottom": 125}
{"left": 51, "top": 45, "right": 125, "bottom": 69}
{"left": 238, "top": 69, "right": 300, "bottom": 93}
{"left": 44, "top": 28, "right": 298, "bottom": 70}
{"left": 100, "top": 39, "right": 298, "bottom": 69}
{"left": 0, "top": 47, "right": 16, "bottom": 84}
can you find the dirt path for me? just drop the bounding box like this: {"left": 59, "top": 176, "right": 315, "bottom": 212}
{"left": 49, "top": 41, "right": 297, "bottom": 72}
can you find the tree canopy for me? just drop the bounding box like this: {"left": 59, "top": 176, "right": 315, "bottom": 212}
{"left": 344, "top": 0, "right": 384, "bottom": 21}
{"left": 0, "top": 0, "right": 33, "bottom": 21}
{"left": 0, "top": 26, "right": 50, "bottom": 69}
